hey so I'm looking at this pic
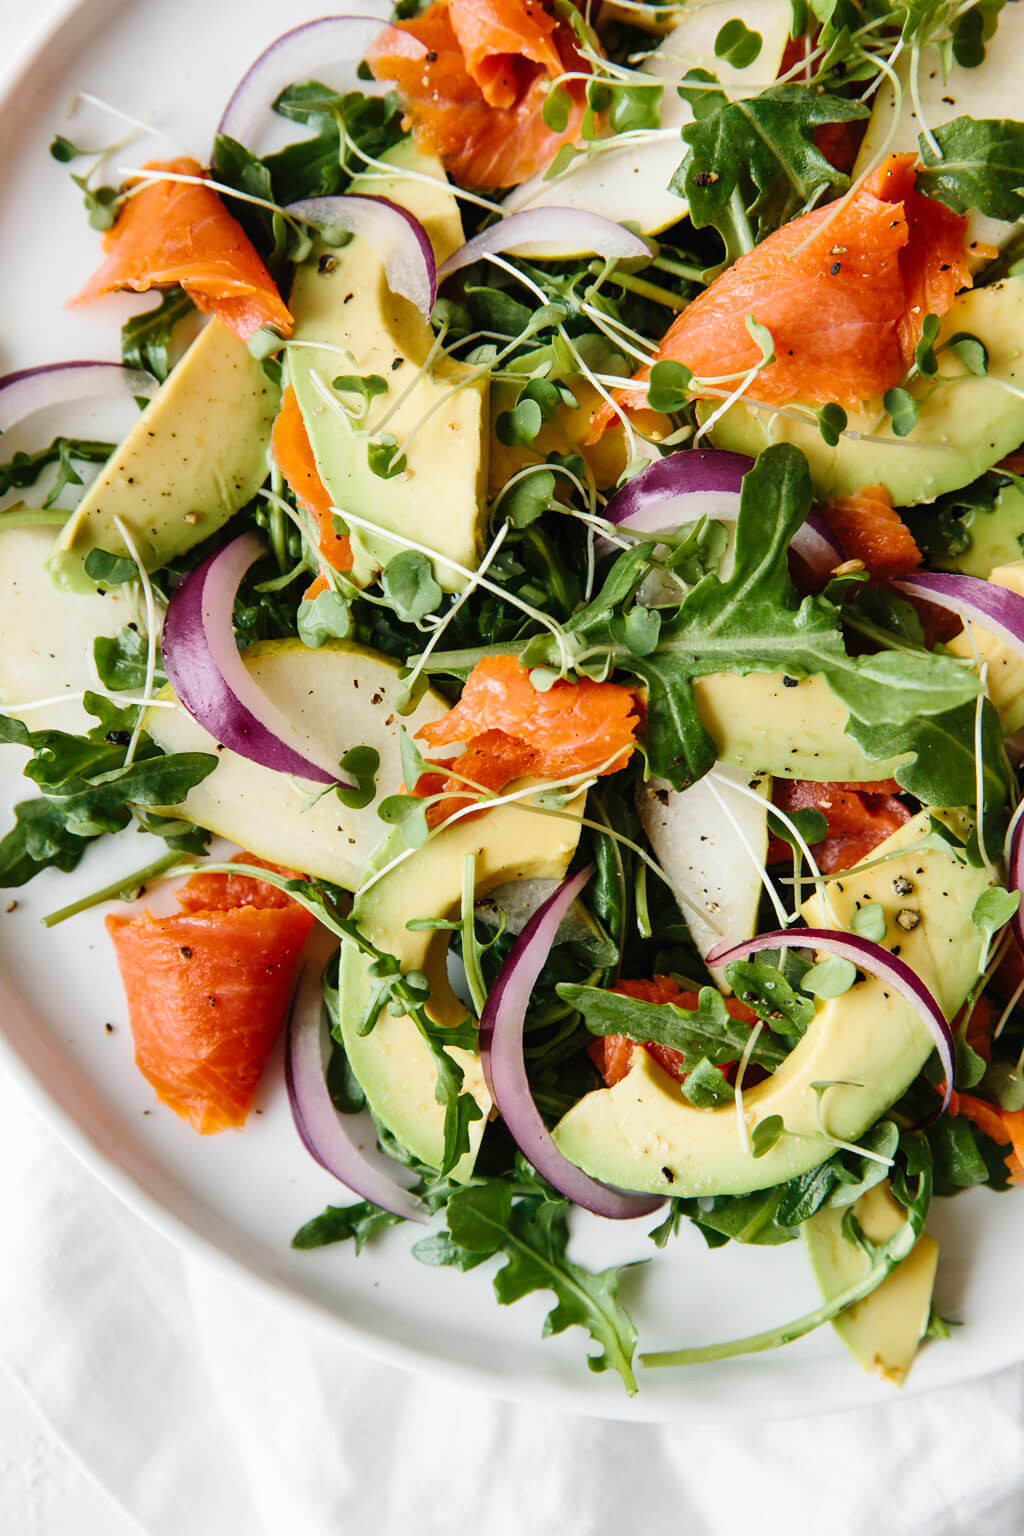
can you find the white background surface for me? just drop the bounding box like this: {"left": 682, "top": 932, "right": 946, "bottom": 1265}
{"left": 0, "top": 12, "right": 136, "bottom": 1536}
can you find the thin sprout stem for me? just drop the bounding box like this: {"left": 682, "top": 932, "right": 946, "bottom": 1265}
{"left": 331, "top": 505, "right": 573, "bottom": 671}
{"left": 400, "top": 520, "right": 510, "bottom": 698}
{"left": 995, "top": 976, "right": 1024, "bottom": 1041}
{"left": 112, "top": 515, "right": 158, "bottom": 768}
{"left": 705, "top": 775, "right": 789, "bottom": 929}
{"left": 733, "top": 1021, "right": 764, "bottom": 1156}
{"left": 41, "top": 850, "right": 185, "bottom": 928}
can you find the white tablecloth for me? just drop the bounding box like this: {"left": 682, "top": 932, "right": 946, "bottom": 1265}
{"left": 3, "top": 1058, "right": 1024, "bottom": 1536}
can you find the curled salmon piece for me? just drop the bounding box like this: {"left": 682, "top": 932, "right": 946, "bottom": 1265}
{"left": 70, "top": 156, "right": 292, "bottom": 342}
{"left": 589, "top": 153, "right": 971, "bottom": 435}
{"left": 271, "top": 385, "right": 353, "bottom": 598}
{"left": 106, "top": 855, "right": 314, "bottom": 1134}
{"left": 417, "top": 654, "right": 640, "bottom": 776}
{"left": 369, "top": 0, "right": 590, "bottom": 190}
{"left": 824, "top": 483, "right": 922, "bottom": 581}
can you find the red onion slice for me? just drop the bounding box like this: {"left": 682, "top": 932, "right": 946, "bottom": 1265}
{"left": 1008, "top": 810, "right": 1024, "bottom": 955}
{"left": 216, "top": 15, "right": 423, "bottom": 148}
{"left": 0, "top": 360, "right": 157, "bottom": 433}
{"left": 437, "top": 208, "right": 651, "bottom": 278}
{"left": 706, "top": 928, "right": 956, "bottom": 1117}
{"left": 599, "top": 449, "right": 843, "bottom": 578}
{"left": 894, "top": 571, "right": 1024, "bottom": 665}
{"left": 287, "top": 933, "right": 429, "bottom": 1222}
{"left": 285, "top": 194, "right": 436, "bottom": 318}
{"left": 480, "top": 865, "right": 665, "bottom": 1219}
{"left": 162, "top": 532, "right": 349, "bottom": 786}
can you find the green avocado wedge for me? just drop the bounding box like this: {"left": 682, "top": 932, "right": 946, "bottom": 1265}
{"left": 287, "top": 140, "right": 489, "bottom": 592}
{"left": 47, "top": 319, "right": 279, "bottom": 592}
{"left": 552, "top": 812, "right": 992, "bottom": 1197}
{"left": 337, "top": 791, "right": 584, "bottom": 1180}
{"left": 142, "top": 637, "right": 447, "bottom": 893}
{"left": 704, "top": 280, "right": 1024, "bottom": 505}
{"left": 803, "top": 1180, "right": 939, "bottom": 1385}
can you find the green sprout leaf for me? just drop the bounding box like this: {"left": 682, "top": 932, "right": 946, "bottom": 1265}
{"left": 850, "top": 901, "right": 887, "bottom": 943}
{"left": 801, "top": 955, "right": 857, "bottom": 999}
{"left": 381, "top": 550, "right": 443, "bottom": 623}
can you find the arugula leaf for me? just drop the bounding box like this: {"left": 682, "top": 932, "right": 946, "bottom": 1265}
{"left": 725, "top": 960, "right": 815, "bottom": 1036}
{"left": 423, "top": 1177, "right": 642, "bottom": 1392}
{"left": 293, "top": 1199, "right": 403, "bottom": 1252}
{"left": 558, "top": 982, "right": 788, "bottom": 1071}
{"left": 917, "top": 117, "right": 1024, "bottom": 222}
{"left": 847, "top": 696, "right": 1014, "bottom": 816}
{"left": 94, "top": 626, "right": 163, "bottom": 693}
{"left": 0, "top": 437, "right": 114, "bottom": 507}
{"left": 671, "top": 76, "right": 869, "bottom": 249}
{"left": 121, "top": 289, "right": 195, "bottom": 381}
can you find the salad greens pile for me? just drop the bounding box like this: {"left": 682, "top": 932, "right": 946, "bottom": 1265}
{"left": 4, "top": 0, "right": 1024, "bottom": 1397}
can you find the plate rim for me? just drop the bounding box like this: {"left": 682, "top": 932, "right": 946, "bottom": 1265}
{"left": 1, "top": 0, "right": 1023, "bottom": 1427}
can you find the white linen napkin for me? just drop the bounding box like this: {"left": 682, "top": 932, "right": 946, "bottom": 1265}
{"left": 2, "top": 1065, "right": 1024, "bottom": 1536}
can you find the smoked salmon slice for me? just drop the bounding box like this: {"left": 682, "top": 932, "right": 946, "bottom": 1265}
{"left": 369, "top": 0, "right": 589, "bottom": 190}
{"left": 417, "top": 654, "right": 640, "bottom": 777}
{"left": 271, "top": 385, "right": 353, "bottom": 592}
{"left": 71, "top": 156, "right": 292, "bottom": 343}
{"left": 766, "top": 779, "right": 911, "bottom": 874}
{"left": 824, "top": 483, "right": 922, "bottom": 580}
{"left": 414, "top": 727, "right": 539, "bottom": 827}
{"left": 589, "top": 153, "right": 971, "bottom": 434}
{"left": 107, "top": 855, "right": 314, "bottom": 1133}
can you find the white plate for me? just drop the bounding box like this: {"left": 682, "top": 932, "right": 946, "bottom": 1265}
{"left": 1, "top": 0, "right": 1022, "bottom": 1424}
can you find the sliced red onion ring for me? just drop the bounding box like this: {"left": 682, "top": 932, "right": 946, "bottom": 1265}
{"left": 1007, "top": 808, "right": 1024, "bottom": 954}
{"left": 287, "top": 933, "right": 429, "bottom": 1222}
{"left": 599, "top": 449, "right": 843, "bottom": 578}
{"left": 284, "top": 194, "right": 436, "bottom": 318}
{"left": 706, "top": 928, "right": 956, "bottom": 1118}
{"left": 0, "top": 360, "right": 157, "bottom": 433}
{"left": 480, "top": 865, "right": 665, "bottom": 1219}
{"left": 437, "top": 208, "right": 651, "bottom": 279}
{"left": 216, "top": 15, "right": 423, "bottom": 148}
{"left": 894, "top": 571, "right": 1024, "bottom": 665}
{"left": 162, "top": 532, "right": 350, "bottom": 786}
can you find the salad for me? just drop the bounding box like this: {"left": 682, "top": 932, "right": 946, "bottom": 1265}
{"left": 3, "top": 0, "right": 1024, "bottom": 1399}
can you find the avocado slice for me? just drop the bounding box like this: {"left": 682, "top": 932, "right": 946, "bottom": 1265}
{"left": 0, "top": 525, "right": 141, "bottom": 733}
{"left": 142, "top": 637, "right": 448, "bottom": 893}
{"left": 705, "top": 280, "right": 1024, "bottom": 504}
{"left": 693, "top": 671, "right": 908, "bottom": 781}
{"left": 287, "top": 141, "right": 488, "bottom": 592}
{"left": 945, "top": 559, "right": 1024, "bottom": 735}
{"left": 940, "top": 482, "right": 1024, "bottom": 580}
{"left": 852, "top": 3, "right": 1024, "bottom": 272}
{"left": 47, "top": 319, "right": 279, "bottom": 593}
{"left": 552, "top": 811, "right": 992, "bottom": 1196}
{"left": 804, "top": 1180, "right": 939, "bottom": 1385}
{"left": 337, "top": 791, "right": 584, "bottom": 1179}
{"left": 501, "top": 0, "right": 792, "bottom": 249}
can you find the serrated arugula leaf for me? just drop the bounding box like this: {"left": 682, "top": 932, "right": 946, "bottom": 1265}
{"left": 847, "top": 695, "right": 1013, "bottom": 815}
{"left": 0, "top": 704, "right": 218, "bottom": 886}
{"left": 725, "top": 960, "right": 815, "bottom": 1036}
{"left": 292, "top": 1199, "right": 404, "bottom": 1252}
{"left": 917, "top": 117, "right": 1024, "bottom": 222}
{"left": 672, "top": 76, "right": 869, "bottom": 246}
{"left": 558, "top": 982, "right": 788, "bottom": 1071}
{"left": 121, "top": 288, "right": 195, "bottom": 381}
{"left": 93, "top": 626, "right": 164, "bottom": 693}
{"left": 432, "top": 1180, "right": 642, "bottom": 1392}
{"left": 0, "top": 436, "right": 114, "bottom": 506}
